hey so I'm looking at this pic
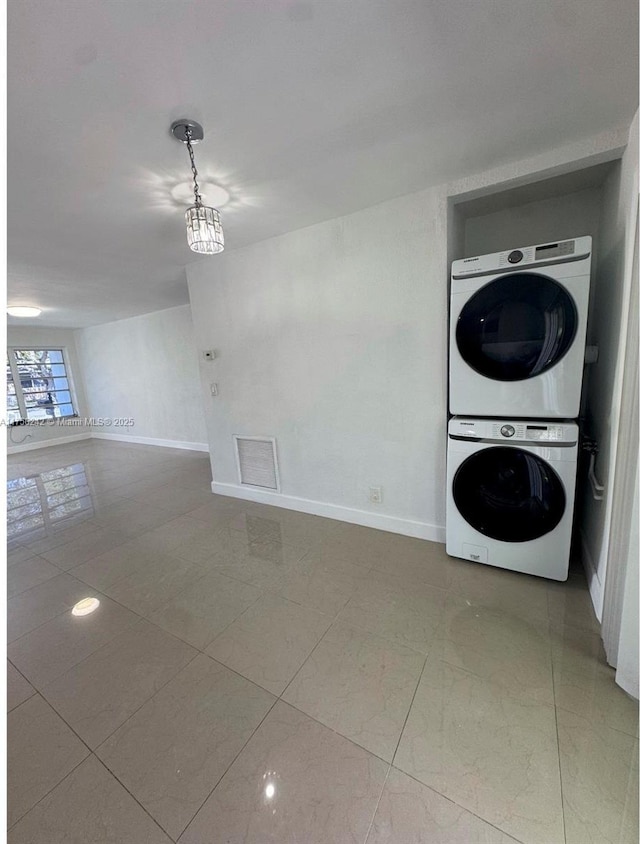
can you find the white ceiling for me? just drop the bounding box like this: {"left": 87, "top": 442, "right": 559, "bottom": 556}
{"left": 8, "top": 0, "right": 638, "bottom": 328}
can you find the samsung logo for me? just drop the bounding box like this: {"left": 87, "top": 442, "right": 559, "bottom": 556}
{"left": 463, "top": 257, "right": 479, "bottom": 263}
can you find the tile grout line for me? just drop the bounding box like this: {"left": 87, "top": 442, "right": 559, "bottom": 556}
{"left": 8, "top": 691, "right": 99, "bottom": 829}
{"left": 9, "top": 745, "right": 176, "bottom": 843}
{"left": 553, "top": 697, "right": 640, "bottom": 739}
{"left": 22, "top": 613, "right": 277, "bottom": 840}
{"left": 42, "top": 641, "right": 201, "bottom": 751}
{"left": 427, "top": 645, "right": 559, "bottom": 707}
{"left": 6, "top": 746, "right": 90, "bottom": 833}
{"left": 385, "top": 607, "right": 559, "bottom": 844}
{"left": 11, "top": 522, "right": 333, "bottom": 714}
{"left": 67, "top": 545, "right": 220, "bottom": 604}
{"left": 118, "top": 552, "right": 414, "bottom": 832}
{"left": 390, "top": 651, "right": 428, "bottom": 767}
{"left": 174, "top": 695, "right": 280, "bottom": 842}
{"left": 281, "top": 699, "right": 393, "bottom": 768}
{"left": 549, "top": 654, "right": 569, "bottom": 844}
{"left": 386, "top": 764, "right": 530, "bottom": 844}
{"left": 148, "top": 585, "right": 266, "bottom": 656}
{"left": 278, "top": 607, "right": 345, "bottom": 702}
{"left": 6, "top": 659, "right": 37, "bottom": 712}
{"left": 547, "top": 574, "right": 570, "bottom": 844}
{"left": 7, "top": 578, "right": 143, "bottom": 649}
{"left": 90, "top": 754, "right": 181, "bottom": 843}
{"left": 362, "top": 763, "right": 391, "bottom": 844}
{"left": 10, "top": 631, "right": 202, "bottom": 842}
{"left": 8, "top": 506, "right": 246, "bottom": 649}
{"left": 275, "top": 575, "right": 435, "bottom": 706}
{"left": 7, "top": 577, "right": 114, "bottom": 648}
{"left": 329, "top": 594, "right": 435, "bottom": 658}
{"left": 6, "top": 555, "right": 67, "bottom": 600}
{"left": 8, "top": 578, "right": 221, "bottom": 710}
{"left": 34, "top": 529, "right": 133, "bottom": 568}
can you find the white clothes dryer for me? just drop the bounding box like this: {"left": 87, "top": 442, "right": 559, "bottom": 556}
{"left": 449, "top": 236, "right": 591, "bottom": 419}
{"left": 446, "top": 416, "right": 579, "bottom": 581}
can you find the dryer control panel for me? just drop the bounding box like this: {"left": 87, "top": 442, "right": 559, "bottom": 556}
{"left": 451, "top": 236, "right": 591, "bottom": 278}
{"left": 449, "top": 417, "right": 578, "bottom": 445}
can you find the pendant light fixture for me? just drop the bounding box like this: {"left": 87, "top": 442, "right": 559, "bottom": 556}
{"left": 171, "top": 119, "right": 224, "bottom": 254}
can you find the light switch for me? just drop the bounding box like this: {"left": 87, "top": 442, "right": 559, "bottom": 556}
{"left": 210, "top": 383, "right": 218, "bottom": 396}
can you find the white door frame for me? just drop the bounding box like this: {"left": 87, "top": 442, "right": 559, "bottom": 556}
{"left": 601, "top": 198, "right": 639, "bottom": 695}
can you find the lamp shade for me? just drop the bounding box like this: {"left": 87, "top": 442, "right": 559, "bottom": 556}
{"left": 185, "top": 205, "right": 224, "bottom": 254}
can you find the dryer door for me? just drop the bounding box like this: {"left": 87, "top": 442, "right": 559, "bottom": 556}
{"left": 452, "top": 446, "right": 566, "bottom": 542}
{"left": 456, "top": 273, "right": 578, "bottom": 381}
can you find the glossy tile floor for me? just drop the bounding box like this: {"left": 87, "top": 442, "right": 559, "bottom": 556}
{"left": 6, "top": 440, "right": 639, "bottom": 843}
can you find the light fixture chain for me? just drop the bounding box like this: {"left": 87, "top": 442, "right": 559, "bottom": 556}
{"left": 185, "top": 127, "right": 203, "bottom": 206}
{"left": 171, "top": 117, "right": 224, "bottom": 253}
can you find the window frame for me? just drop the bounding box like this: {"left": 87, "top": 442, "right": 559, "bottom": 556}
{"left": 7, "top": 346, "right": 80, "bottom": 425}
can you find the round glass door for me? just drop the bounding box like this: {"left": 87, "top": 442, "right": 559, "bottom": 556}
{"left": 456, "top": 273, "right": 578, "bottom": 381}
{"left": 453, "top": 446, "right": 566, "bottom": 542}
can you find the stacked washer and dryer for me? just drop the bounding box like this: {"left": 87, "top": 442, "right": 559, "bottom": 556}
{"left": 446, "top": 236, "right": 592, "bottom": 580}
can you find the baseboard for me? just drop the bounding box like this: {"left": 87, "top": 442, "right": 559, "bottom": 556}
{"left": 7, "top": 432, "right": 93, "bottom": 454}
{"left": 580, "top": 527, "right": 604, "bottom": 621}
{"left": 211, "top": 481, "right": 446, "bottom": 543}
{"left": 91, "top": 432, "right": 209, "bottom": 452}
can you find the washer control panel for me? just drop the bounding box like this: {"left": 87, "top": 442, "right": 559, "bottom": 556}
{"left": 523, "top": 424, "right": 565, "bottom": 441}
{"left": 492, "top": 421, "right": 525, "bottom": 439}
{"left": 449, "top": 417, "right": 578, "bottom": 444}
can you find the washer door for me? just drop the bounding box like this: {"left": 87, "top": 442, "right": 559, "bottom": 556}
{"left": 453, "top": 446, "right": 566, "bottom": 542}
{"left": 456, "top": 273, "right": 578, "bottom": 381}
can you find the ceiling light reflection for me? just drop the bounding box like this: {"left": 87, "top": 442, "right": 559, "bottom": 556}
{"left": 262, "top": 769, "right": 280, "bottom": 805}
{"left": 170, "top": 181, "right": 230, "bottom": 209}
{"left": 138, "top": 167, "right": 254, "bottom": 215}
{"left": 72, "top": 597, "right": 100, "bottom": 617}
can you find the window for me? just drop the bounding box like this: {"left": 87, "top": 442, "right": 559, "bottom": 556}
{"left": 6, "top": 349, "right": 77, "bottom": 424}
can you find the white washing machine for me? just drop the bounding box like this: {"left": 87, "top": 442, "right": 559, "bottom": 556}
{"left": 449, "top": 236, "right": 591, "bottom": 419}
{"left": 446, "top": 416, "right": 579, "bottom": 581}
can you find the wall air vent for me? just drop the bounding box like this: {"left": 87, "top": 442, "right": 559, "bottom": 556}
{"left": 234, "top": 436, "right": 280, "bottom": 491}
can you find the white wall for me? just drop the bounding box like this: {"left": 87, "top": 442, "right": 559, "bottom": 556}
{"left": 580, "top": 114, "right": 639, "bottom": 615}
{"left": 6, "top": 326, "right": 92, "bottom": 453}
{"left": 617, "top": 463, "right": 639, "bottom": 697}
{"left": 186, "top": 127, "right": 627, "bottom": 540}
{"left": 74, "top": 305, "right": 207, "bottom": 450}
{"left": 462, "top": 187, "right": 604, "bottom": 259}
{"left": 188, "top": 187, "right": 449, "bottom": 539}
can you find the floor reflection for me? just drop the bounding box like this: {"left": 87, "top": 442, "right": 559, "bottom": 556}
{"left": 244, "top": 516, "right": 285, "bottom": 563}
{"left": 245, "top": 515, "right": 284, "bottom": 546}
{"left": 7, "top": 463, "right": 95, "bottom": 544}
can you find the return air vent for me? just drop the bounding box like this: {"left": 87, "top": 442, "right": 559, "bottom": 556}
{"left": 234, "top": 436, "right": 280, "bottom": 491}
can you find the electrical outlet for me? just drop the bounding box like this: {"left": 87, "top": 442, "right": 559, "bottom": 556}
{"left": 369, "top": 486, "right": 383, "bottom": 504}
